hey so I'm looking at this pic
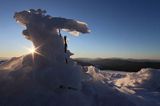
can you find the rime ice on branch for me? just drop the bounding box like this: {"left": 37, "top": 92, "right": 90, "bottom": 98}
{"left": 14, "top": 9, "right": 89, "bottom": 69}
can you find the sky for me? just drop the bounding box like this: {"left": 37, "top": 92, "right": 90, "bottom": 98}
{"left": 0, "top": 0, "right": 160, "bottom": 59}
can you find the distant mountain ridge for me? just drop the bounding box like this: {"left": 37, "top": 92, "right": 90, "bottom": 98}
{"left": 1, "top": 57, "right": 160, "bottom": 72}
{"left": 74, "top": 58, "right": 160, "bottom": 72}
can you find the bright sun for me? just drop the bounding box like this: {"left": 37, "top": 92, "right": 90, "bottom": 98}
{"left": 29, "top": 47, "right": 35, "bottom": 54}
{"left": 24, "top": 45, "right": 43, "bottom": 56}
{"left": 24, "top": 46, "right": 36, "bottom": 54}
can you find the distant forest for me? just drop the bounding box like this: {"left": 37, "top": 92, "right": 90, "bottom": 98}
{"left": 74, "top": 58, "right": 160, "bottom": 72}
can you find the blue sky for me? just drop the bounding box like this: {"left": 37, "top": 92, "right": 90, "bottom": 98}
{"left": 0, "top": 0, "right": 160, "bottom": 59}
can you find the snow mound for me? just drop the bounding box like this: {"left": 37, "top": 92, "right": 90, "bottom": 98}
{"left": 0, "top": 55, "right": 83, "bottom": 90}
{"left": 0, "top": 57, "right": 135, "bottom": 106}
{"left": 83, "top": 66, "right": 105, "bottom": 81}
{"left": 114, "top": 68, "right": 160, "bottom": 90}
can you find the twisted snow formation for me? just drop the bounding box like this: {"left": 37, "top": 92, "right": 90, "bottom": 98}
{"left": 14, "top": 9, "right": 89, "bottom": 69}
{"left": 13, "top": 9, "right": 91, "bottom": 90}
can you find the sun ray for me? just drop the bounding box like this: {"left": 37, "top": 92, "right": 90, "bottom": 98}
{"left": 23, "top": 45, "right": 44, "bottom": 63}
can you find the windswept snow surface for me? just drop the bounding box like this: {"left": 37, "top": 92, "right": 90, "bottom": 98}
{"left": 100, "top": 68, "right": 160, "bottom": 106}
{"left": 0, "top": 57, "right": 160, "bottom": 106}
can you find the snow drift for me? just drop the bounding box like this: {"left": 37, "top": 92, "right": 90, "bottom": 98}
{"left": 114, "top": 68, "right": 160, "bottom": 90}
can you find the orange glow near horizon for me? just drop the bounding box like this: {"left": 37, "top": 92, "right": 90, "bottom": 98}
{"left": 1, "top": 48, "right": 160, "bottom": 60}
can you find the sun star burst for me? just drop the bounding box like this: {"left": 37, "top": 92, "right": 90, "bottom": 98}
{"left": 23, "top": 45, "right": 44, "bottom": 63}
